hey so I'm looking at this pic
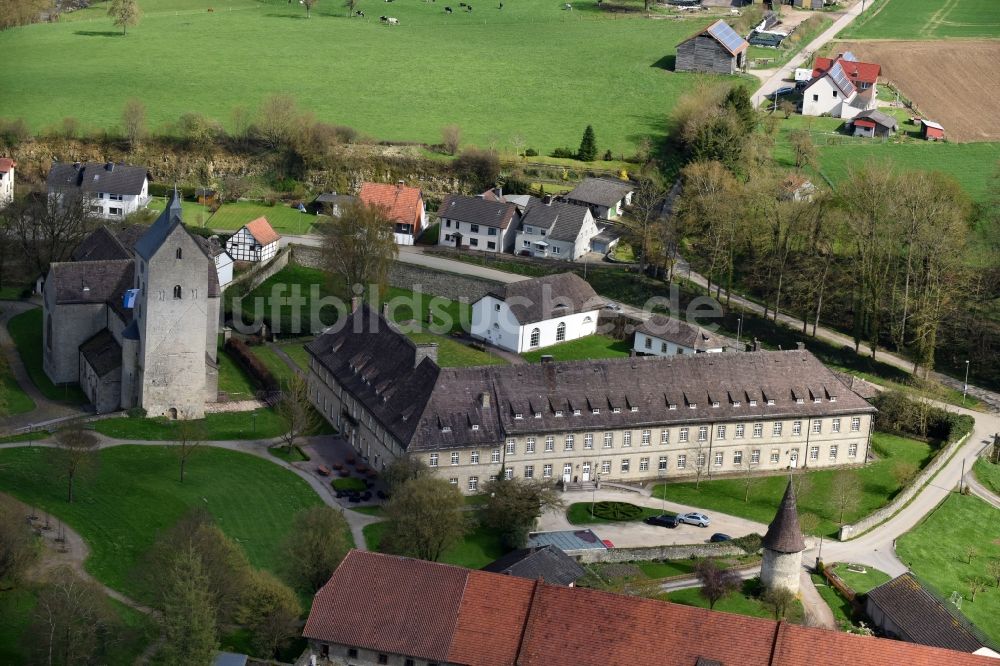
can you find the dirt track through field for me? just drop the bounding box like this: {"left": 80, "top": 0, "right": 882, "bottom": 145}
{"left": 841, "top": 40, "right": 1000, "bottom": 142}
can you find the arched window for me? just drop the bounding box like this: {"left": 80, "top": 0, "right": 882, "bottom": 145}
{"left": 175, "top": 247, "right": 182, "bottom": 260}
{"left": 46, "top": 315, "right": 52, "bottom": 350}
{"left": 530, "top": 328, "right": 540, "bottom": 348}
{"left": 556, "top": 322, "right": 566, "bottom": 342}
{"left": 583, "top": 316, "right": 593, "bottom": 324}
{"left": 173, "top": 285, "right": 182, "bottom": 300}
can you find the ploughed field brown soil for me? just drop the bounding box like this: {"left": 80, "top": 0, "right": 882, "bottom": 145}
{"left": 843, "top": 40, "right": 1000, "bottom": 142}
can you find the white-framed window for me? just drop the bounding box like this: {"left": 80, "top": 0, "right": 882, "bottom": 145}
{"left": 573, "top": 409, "right": 582, "bottom": 416}
{"left": 545, "top": 436, "right": 554, "bottom": 452}
{"left": 470, "top": 451, "right": 480, "bottom": 464}
{"left": 564, "top": 435, "right": 575, "bottom": 451}
{"left": 668, "top": 403, "right": 677, "bottom": 410}
{"left": 733, "top": 450, "right": 743, "bottom": 465}
{"left": 515, "top": 412, "right": 524, "bottom": 420}
{"left": 556, "top": 322, "right": 566, "bottom": 342}
{"left": 773, "top": 422, "right": 783, "bottom": 437}
{"left": 677, "top": 455, "right": 687, "bottom": 469}
{"left": 716, "top": 425, "right": 726, "bottom": 440}
{"left": 534, "top": 412, "right": 541, "bottom": 419}
{"left": 848, "top": 442, "right": 858, "bottom": 457}
{"left": 714, "top": 452, "right": 723, "bottom": 466}
{"left": 749, "top": 399, "right": 757, "bottom": 407}
{"left": 733, "top": 400, "right": 741, "bottom": 407}
{"left": 698, "top": 426, "right": 708, "bottom": 442}
{"left": 623, "top": 431, "right": 632, "bottom": 447}
{"left": 554, "top": 410, "right": 563, "bottom": 418}
{"left": 524, "top": 465, "right": 534, "bottom": 479}
{"left": 641, "top": 429, "right": 651, "bottom": 446}
{"left": 751, "top": 449, "right": 760, "bottom": 464}
{"left": 753, "top": 423, "right": 763, "bottom": 438}
{"left": 645, "top": 337, "right": 653, "bottom": 349}
{"left": 601, "top": 460, "right": 611, "bottom": 474}
{"left": 833, "top": 418, "right": 841, "bottom": 433}
{"left": 792, "top": 421, "right": 802, "bottom": 436}
{"left": 449, "top": 477, "right": 458, "bottom": 485}
{"left": 530, "top": 328, "right": 540, "bottom": 347}
{"left": 543, "top": 464, "right": 553, "bottom": 478}
{"left": 592, "top": 408, "right": 601, "bottom": 415}
{"left": 108, "top": 207, "right": 123, "bottom": 216}
{"left": 658, "top": 456, "right": 668, "bottom": 471}
{"left": 809, "top": 446, "right": 819, "bottom": 461}
{"left": 661, "top": 429, "right": 670, "bottom": 444}
{"left": 603, "top": 432, "right": 613, "bottom": 448}
{"left": 736, "top": 424, "right": 745, "bottom": 439}
{"left": 451, "top": 452, "right": 459, "bottom": 465}
{"left": 630, "top": 406, "right": 638, "bottom": 413}
{"left": 491, "top": 449, "right": 501, "bottom": 463}
{"left": 430, "top": 454, "right": 439, "bottom": 467}
{"left": 679, "top": 428, "right": 689, "bottom": 443}
{"left": 829, "top": 445, "right": 838, "bottom": 460}
{"left": 471, "top": 424, "right": 479, "bottom": 431}
{"left": 506, "top": 439, "right": 516, "bottom": 455}
{"left": 584, "top": 434, "right": 594, "bottom": 449}
{"left": 851, "top": 417, "right": 861, "bottom": 432}
{"left": 769, "top": 450, "right": 780, "bottom": 464}
{"left": 468, "top": 476, "right": 478, "bottom": 492}
{"left": 612, "top": 407, "right": 621, "bottom": 414}
{"left": 812, "top": 420, "right": 822, "bottom": 434}
{"left": 768, "top": 399, "right": 776, "bottom": 406}
{"left": 621, "top": 458, "right": 630, "bottom": 473}
{"left": 505, "top": 467, "right": 514, "bottom": 480}
{"left": 525, "top": 438, "right": 535, "bottom": 453}
{"left": 712, "top": 401, "right": 720, "bottom": 408}
{"left": 696, "top": 452, "right": 706, "bottom": 468}
{"left": 639, "top": 457, "right": 649, "bottom": 472}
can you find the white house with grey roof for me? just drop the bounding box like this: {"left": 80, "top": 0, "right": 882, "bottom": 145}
{"left": 563, "top": 178, "right": 634, "bottom": 220}
{"left": 470, "top": 272, "right": 601, "bottom": 353}
{"left": 634, "top": 314, "right": 730, "bottom": 357}
{"left": 437, "top": 194, "right": 520, "bottom": 254}
{"left": 47, "top": 161, "right": 150, "bottom": 220}
{"left": 515, "top": 198, "right": 602, "bottom": 261}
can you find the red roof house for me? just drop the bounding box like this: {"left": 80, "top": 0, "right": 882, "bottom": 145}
{"left": 358, "top": 181, "right": 425, "bottom": 245}
{"left": 225, "top": 216, "right": 281, "bottom": 263}
{"left": 803, "top": 53, "right": 882, "bottom": 119}
{"left": 921, "top": 119, "right": 945, "bottom": 141}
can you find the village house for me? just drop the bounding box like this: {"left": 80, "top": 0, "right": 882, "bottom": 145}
{"left": 482, "top": 545, "right": 585, "bottom": 587}
{"left": 481, "top": 186, "right": 533, "bottom": 213}
{"left": 359, "top": 181, "right": 425, "bottom": 245}
{"left": 0, "top": 158, "right": 15, "bottom": 208}
{"left": 436, "top": 194, "right": 520, "bottom": 254}
{"left": 305, "top": 303, "right": 876, "bottom": 492}
{"left": 301, "top": 550, "right": 998, "bottom": 666}
{"left": 46, "top": 161, "right": 150, "bottom": 220}
{"left": 42, "top": 191, "right": 220, "bottom": 418}
{"left": 801, "top": 53, "right": 881, "bottom": 119}
{"left": 563, "top": 177, "right": 634, "bottom": 220}
{"left": 675, "top": 19, "right": 749, "bottom": 75}
{"left": 514, "top": 197, "right": 603, "bottom": 260}
{"left": 633, "top": 314, "right": 730, "bottom": 356}
{"left": 225, "top": 217, "right": 280, "bottom": 263}
{"left": 204, "top": 236, "right": 234, "bottom": 288}
{"left": 850, "top": 109, "right": 898, "bottom": 138}
{"left": 470, "top": 273, "right": 601, "bottom": 353}
{"left": 310, "top": 191, "right": 357, "bottom": 217}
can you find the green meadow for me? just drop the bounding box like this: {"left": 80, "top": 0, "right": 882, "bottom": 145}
{"left": 841, "top": 0, "right": 1000, "bottom": 40}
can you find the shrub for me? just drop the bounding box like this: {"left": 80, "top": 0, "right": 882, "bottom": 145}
{"left": 524, "top": 148, "right": 538, "bottom": 157}
{"left": 591, "top": 501, "right": 644, "bottom": 521}
{"left": 224, "top": 338, "right": 278, "bottom": 391}
{"left": 603, "top": 149, "right": 614, "bottom": 161}
{"left": 0, "top": 118, "right": 32, "bottom": 147}
{"left": 730, "top": 532, "right": 763, "bottom": 555}
{"left": 126, "top": 407, "right": 147, "bottom": 419}
{"left": 453, "top": 149, "right": 500, "bottom": 192}
{"left": 872, "top": 390, "right": 975, "bottom": 444}
{"left": 550, "top": 147, "right": 577, "bottom": 159}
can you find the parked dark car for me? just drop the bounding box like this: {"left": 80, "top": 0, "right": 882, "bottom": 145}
{"left": 644, "top": 514, "right": 679, "bottom": 528}
{"left": 710, "top": 533, "right": 732, "bottom": 542}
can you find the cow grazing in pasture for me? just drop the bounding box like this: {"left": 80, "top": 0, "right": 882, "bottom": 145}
{"left": 387, "top": 16, "right": 399, "bottom": 23}
{"left": 445, "top": 6, "right": 452, "bottom": 12}
{"left": 380, "top": 14, "right": 388, "bottom": 20}
{"left": 356, "top": 9, "right": 365, "bottom": 15}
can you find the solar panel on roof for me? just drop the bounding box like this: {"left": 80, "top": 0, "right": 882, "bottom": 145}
{"left": 828, "top": 61, "right": 854, "bottom": 95}
{"left": 842, "top": 51, "right": 858, "bottom": 62}
{"left": 707, "top": 20, "right": 747, "bottom": 55}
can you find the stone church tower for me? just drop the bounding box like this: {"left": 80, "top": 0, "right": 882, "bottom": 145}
{"left": 760, "top": 479, "right": 806, "bottom": 595}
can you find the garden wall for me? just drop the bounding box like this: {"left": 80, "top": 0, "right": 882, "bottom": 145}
{"left": 575, "top": 542, "right": 743, "bottom": 564}
{"left": 839, "top": 432, "right": 971, "bottom": 540}
{"left": 227, "top": 244, "right": 293, "bottom": 295}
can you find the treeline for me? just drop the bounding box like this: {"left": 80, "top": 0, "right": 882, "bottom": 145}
{"left": 0, "top": 0, "right": 49, "bottom": 30}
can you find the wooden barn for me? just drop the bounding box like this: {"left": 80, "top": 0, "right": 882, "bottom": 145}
{"left": 920, "top": 120, "right": 945, "bottom": 141}
{"left": 676, "top": 20, "right": 749, "bottom": 75}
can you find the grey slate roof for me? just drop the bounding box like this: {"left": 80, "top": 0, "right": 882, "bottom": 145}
{"left": 854, "top": 109, "right": 898, "bottom": 131}
{"left": 48, "top": 260, "right": 133, "bottom": 305}
{"left": 134, "top": 190, "right": 184, "bottom": 260}
{"left": 527, "top": 530, "right": 607, "bottom": 552}
{"left": 71, "top": 227, "right": 132, "bottom": 262}
{"left": 866, "top": 573, "right": 987, "bottom": 653}
{"left": 47, "top": 161, "right": 148, "bottom": 196}
{"left": 762, "top": 480, "right": 806, "bottom": 554}
{"left": 79, "top": 328, "right": 122, "bottom": 377}
{"left": 565, "top": 178, "right": 633, "bottom": 208}
{"left": 520, "top": 200, "right": 591, "bottom": 243}
{"left": 482, "top": 545, "right": 585, "bottom": 586}
{"left": 438, "top": 195, "right": 519, "bottom": 230}
{"left": 636, "top": 314, "right": 729, "bottom": 351}
{"left": 485, "top": 272, "right": 600, "bottom": 325}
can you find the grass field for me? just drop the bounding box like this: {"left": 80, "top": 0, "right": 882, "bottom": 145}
{"left": 654, "top": 433, "right": 935, "bottom": 538}
{"left": 828, "top": 562, "right": 891, "bottom": 594}
{"left": 0, "top": 445, "right": 323, "bottom": 602}
{"left": 6, "top": 309, "right": 88, "bottom": 404}
{"left": 974, "top": 458, "right": 1000, "bottom": 496}
{"left": 841, "top": 0, "right": 1000, "bottom": 39}
{"left": 93, "top": 407, "right": 288, "bottom": 439}
{"left": 521, "top": 334, "right": 631, "bottom": 363}
{"left": 149, "top": 197, "right": 323, "bottom": 235}
{"left": 668, "top": 578, "right": 805, "bottom": 623}
{"left": 811, "top": 572, "right": 855, "bottom": 630}
{"left": 362, "top": 520, "right": 506, "bottom": 569}
{"left": 0, "top": 352, "right": 34, "bottom": 417}
{"left": 0, "top": 0, "right": 736, "bottom": 153}
{"left": 217, "top": 344, "right": 259, "bottom": 398}
{"left": 896, "top": 494, "right": 1000, "bottom": 645}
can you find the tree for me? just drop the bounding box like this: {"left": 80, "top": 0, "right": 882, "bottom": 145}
{"left": 0, "top": 0, "right": 50, "bottom": 30}
{"left": 282, "top": 506, "right": 351, "bottom": 592}
{"left": 344, "top": 0, "right": 358, "bottom": 15}
{"left": 622, "top": 175, "right": 668, "bottom": 275}
{"left": 0, "top": 494, "right": 39, "bottom": 585}
{"left": 321, "top": 199, "right": 398, "bottom": 296}
{"left": 237, "top": 570, "right": 301, "bottom": 658}
{"left": 828, "top": 469, "right": 861, "bottom": 525}
{"left": 798, "top": 512, "right": 820, "bottom": 536}
{"left": 788, "top": 129, "right": 816, "bottom": 171}
{"left": 121, "top": 98, "right": 146, "bottom": 151}
{"left": 1, "top": 193, "right": 98, "bottom": 278}
{"left": 740, "top": 447, "right": 757, "bottom": 503}
{"left": 578, "top": 125, "right": 597, "bottom": 162}
{"left": 509, "top": 133, "right": 526, "bottom": 159}
{"left": 302, "top": 0, "right": 318, "bottom": 17}
{"left": 159, "top": 544, "right": 218, "bottom": 666}
{"left": 986, "top": 559, "right": 1000, "bottom": 588}
{"left": 276, "top": 374, "right": 321, "bottom": 453}
{"left": 107, "top": 0, "right": 141, "bottom": 35}
{"left": 778, "top": 99, "right": 796, "bottom": 119}
{"left": 219, "top": 174, "right": 251, "bottom": 203}
{"left": 482, "top": 477, "right": 564, "bottom": 549}
{"left": 256, "top": 93, "right": 299, "bottom": 148}
{"left": 383, "top": 475, "right": 467, "bottom": 562}
{"left": 692, "top": 442, "right": 707, "bottom": 489}
{"left": 28, "top": 567, "right": 120, "bottom": 666}
{"left": 174, "top": 418, "right": 206, "bottom": 483}
{"left": 968, "top": 577, "right": 987, "bottom": 602}
{"left": 695, "top": 559, "right": 743, "bottom": 609}
{"left": 454, "top": 149, "right": 501, "bottom": 192}
{"left": 55, "top": 428, "right": 99, "bottom": 503}
{"left": 761, "top": 585, "right": 796, "bottom": 620}
{"left": 383, "top": 454, "right": 431, "bottom": 494}
{"left": 723, "top": 86, "right": 756, "bottom": 135}
{"left": 965, "top": 545, "right": 979, "bottom": 565}
{"left": 441, "top": 124, "right": 462, "bottom": 156}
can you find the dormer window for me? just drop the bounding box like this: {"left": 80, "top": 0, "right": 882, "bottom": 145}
{"left": 688, "top": 403, "right": 697, "bottom": 410}
{"left": 668, "top": 404, "right": 677, "bottom": 410}
{"left": 830, "top": 396, "right": 837, "bottom": 403}
{"left": 612, "top": 407, "right": 621, "bottom": 414}
{"left": 733, "top": 401, "right": 741, "bottom": 407}
{"left": 534, "top": 412, "right": 541, "bottom": 419}
{"left": 813, "top": 397, "right": 822, "bottom": 404}
{"left": 769, "top": 399, "right": 777, "bottom": 406}
{"left": 441, "top": 426, "right": 452, "bottom": 433}
{"left": 712, "top": 401, "right": 720, "bottom": 408}
{"left": 795, "top": 398, "right": 803, "bottom": 405}
{"left": 592, "top": 408, "right": 600, "bottom": 415}
{"left": 630, "top": 406, "right": 638, "bottom": 412}
{"left": 514, "top": 412, "right": 523, "bottom": 419}
{"left": 749, "top": 399, "right": 757, "bottom": 406}
{"left": 555, "top": 410, "right": 563, "bottom": 417}
{"left": 471, "top": 424, "right": 480, "bottom": 431}
{"left": 573, "top": 409, "right": 581, "bottom": 416}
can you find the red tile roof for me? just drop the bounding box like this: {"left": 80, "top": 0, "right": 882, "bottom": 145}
{"left": 812, "top": 56, "right": 881, "bottom": 86}
{"left": 304, "top": 551, "right": 999, "bottom": 666}
{"left": 0, "top": 158, "right": 15, "bottom": 173}
{"left": 243, "top": 217, "right": 280, "bottom": 246}
{"left": 854, "top": 119, "right": 877, "bottom": 129}
{"left": 359, "top": 181, "right": 424, "bottom": 230}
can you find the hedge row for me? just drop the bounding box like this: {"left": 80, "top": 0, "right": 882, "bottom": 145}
{"left": 872, "top": 390, "right": 975, "bottom": 445}
{"left": 224, "top": 338, "right": 278, "bottom": 392}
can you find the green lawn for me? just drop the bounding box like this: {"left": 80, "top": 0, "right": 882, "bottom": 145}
{"left": 407, "top": 332, "right": 506, "bottom": 368}
{"left": 654, "top": 433, "right": 935, "bottom": 538}
{"left": 841, "top": 0, "right": 1000, "bottom": 39}
{"left": 566, "top": 501, "right": 669, "bottom": 525}
{"left": 668, "top": 578, "right": 805, "bottom": 623}
{"left": 0, "top": 431, "right": 51, "bottom": 444}
{"left": 897, "top": 494, "right": 1000, "bottom": 645}
{"left": 278, "top": 340, "right": 312, "bottom": 370}
{"left": 828, "top": 562, "right": 891, "bottom": 594}
{"left": 268, "top": 444, "right": 310, "bottom": 462}
{"left": 253, "top": 343, "right": 299, "bottom": 387}
{"left": 6, "top": 309, "right": 88, "bottom": 404}
{"left": 522, "top": 334, "right": 631, "bottom": 363}
{"left": 384, "top": 286, "right": 471, "bottom": 334}
{"left": 811, "top": 572, "right": 856, "bottom": 631}
{"left": 636, "top": 559, "right": 697, "bottom": 579}
{"left": 0, "top": 0, "right": 737, "bottom": 154}
{"left": 217, "top": 344, "right": 259, "bottom": 399}
{"left": 93, "top": 408, "right": 288, "bottom": 440}
{"left": 332, "top": 477, "right": 367, "bottom": 491}
{"left": 0, "top": 445, "right": 322, "bottom": 603}
{"left": 363, "top": 520, "right": 506, "bottom": 569}
{"left": 0, "top": 352, "right": 34, "bottom": 417}
{"left": 974, "top": 458, "right": 1000, "bottom": 496}
{"left": 153, "top": 198, "right": 323, "bottom": 236}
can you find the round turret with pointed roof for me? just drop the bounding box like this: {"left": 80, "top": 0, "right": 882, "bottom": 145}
{"left": 762, "top": 478, "right": 806, "bottom": 554}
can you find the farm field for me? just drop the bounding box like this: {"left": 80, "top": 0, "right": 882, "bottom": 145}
{"left": 0, "top": 0, "right": 740, "bottom": 154}
{"left": 840, "top": 0, "right": 1000, "bottom": 39}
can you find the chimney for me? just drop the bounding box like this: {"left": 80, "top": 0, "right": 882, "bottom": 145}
{"left": 479, "top": 392, "right": 491, "bottom": 408}
{"left": 105, "top": 162, "right": 114, "bottom": 172}
{"left": 540, "top": 354, "right": 554, "bottom": 364}
{"left": 414, "top": 342, "right": 438, "bottom": 367}
{"left": 543, "top": 195, "right": 553, "bottom": 206}
{"left": 382, "top": 302, "right": 389, "bottom": 317}
{"left": 796, "top": 341, "right": 805, "bottom": 351}
{"left": 351, "top": 296, "right": 360, "bottom": 313}
{"left": 496, "top": 186, "right": 503, "bottom": 199}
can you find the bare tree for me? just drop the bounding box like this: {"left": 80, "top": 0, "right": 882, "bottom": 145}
{"left": 0, "top": 494, "right": 39, "bottom": 584}
{"left": 789, "top": 129, "right": 816, "bottom": 171}
{"left": 302, "top": 0, "right": 318, "bottom": 17}
{"left": 321, "top": 199, "right": 398, "bottom": 295}
{"left": 968, "top": 577, "right": 987, "bottom": 602}
{"left": 1, "top": 193, "right": 98, "bottom": 277}
{"left": 622, "top": 175, "right": 668, "bottom": 274}
{"left": 509, "top": 133, "right": 526, "bottom": 159}
{"left": 740, "top": 447, "right": 757, "bottom": 502}
{"left": 256, "top": 93, "right": 299, "bottom": 148}
{"left": 691, "top": 442, "right": 707, "bottom": 489}
{"left": 276, "top": 374, "right": 321, "bottom": 453}
{"left": 28, "top": 567, "right": 119, "bottom": 666}
{"left": 986, "top": 559, "right": 1000, "bottom": 588}
{"left": 174, "top": 418, "right": 206, "bottom": 483}
{"left": 798, "top": 512, "right": 820, "bottom": 536}
{"left": 965, "top": 545, "right": 979, "bottom": 565}
{"left": 121, "top": 98, "right": 146, "bottom": 151}
{"left": 828, "top": 469, "right": 861, "bottom": 525}
{"left": 55, "top": 428, "right": 99, "bottom": 503}
{"left": 107, "top": 0, "right": 141, "bottom": 35}
{"left": 695, "top": 559, "right": 743, "bottom": 609}
{"left": 762, "top": 586, "right": 796, "bottom": 620}
{"left": 441, "top": 125, "right": 462, "bottom": 156}
{"left": 344, "top": 0, "right": 358, "bottom": 14}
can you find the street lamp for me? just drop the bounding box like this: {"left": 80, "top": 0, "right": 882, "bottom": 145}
{"left": 252, "top": 411, "right": 258, "bottom": 435}
{"left": 736, "top": 315, "right": 743, "bottom": 350}
{"left": 963, "top": 360, "right": 970, "bottom": 405}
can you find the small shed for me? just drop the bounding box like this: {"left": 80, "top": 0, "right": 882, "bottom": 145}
{"left": 675, "top": 20, "right": 749, "bottom": 75}
{"left": 195, "top": 188, "right": 218, "bottom": 206}
{"left": 851, "top": 110, "right": 898, "bottom": 138}
{"left": 920, "top": 119, "right": 945, "bottom": 141}
{"left": 749, "top": 31, "right": 785, "bottom": 47}
{"left": 311, "top": 191, "right": 357, "bottom": 216}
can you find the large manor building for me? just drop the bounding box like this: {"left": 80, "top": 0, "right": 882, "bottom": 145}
{"left": 306, "top": 305, "right": 875, "bottom": 492}
{"left": 43, "top": 191, "right": 220, "bottom": 418}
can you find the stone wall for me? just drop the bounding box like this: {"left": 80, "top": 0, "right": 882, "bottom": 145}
{"left": 838, "top": 432, "right": 971, "bottom": 540}
{"left": 227, "top": 244, "right": 293, "bottom": 296}
{"left": 573, "top": 541, "right": 744, "bottom": 564}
